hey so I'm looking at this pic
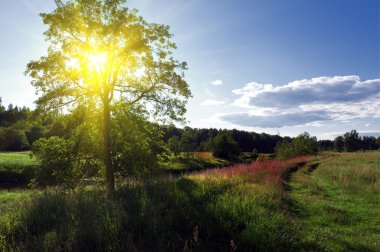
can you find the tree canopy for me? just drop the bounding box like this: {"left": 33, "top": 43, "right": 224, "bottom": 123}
{"left": 25, "top": 0, "right": 191, "bottom": 195}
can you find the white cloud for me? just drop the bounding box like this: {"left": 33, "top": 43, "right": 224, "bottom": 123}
{"left": 220, "top": 76, "right": 380, "bottom": 128}
{"left": 232, "top": 76, "right": 380, "bottom": 108}
{"left": 211, "top": 80, "right": 223, "bottom": 86}
{"left": 200, "top": 99, "right": 225, "bottom": 106}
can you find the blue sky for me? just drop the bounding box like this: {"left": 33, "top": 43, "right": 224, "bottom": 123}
{"left": 0, "top": 0, "right": 379, "bottom": 139}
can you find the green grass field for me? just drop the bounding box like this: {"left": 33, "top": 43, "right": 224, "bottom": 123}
{"left": 0, "top": 151, "right": 378, "bottom": 251}
{"left": 0, "top": 152, "right": 37, "bottom": 166}
{"left": 288, "top": 151, "right": 380, "bottom": 251}
{"left": 0, "top": 152, "right": 38, "bottom": 186}
{"left": 160, "top": 152, "right": 230, "bottom": 173}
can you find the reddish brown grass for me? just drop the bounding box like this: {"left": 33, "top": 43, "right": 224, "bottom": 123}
{"left": 196, "top": 156, "right": 312, "bottom": 186}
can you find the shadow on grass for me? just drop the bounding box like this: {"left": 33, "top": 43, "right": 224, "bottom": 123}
{"left": 0, "top": 176, "right": 305, "bottom": 252}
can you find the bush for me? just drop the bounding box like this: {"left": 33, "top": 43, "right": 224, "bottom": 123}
{"left": 32, "top": 137, "right": 76, "bottom": 186}
{"left": 276, "top": 132, "right": 318, "bottom": 159}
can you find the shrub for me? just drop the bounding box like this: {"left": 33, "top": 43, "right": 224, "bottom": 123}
{"left": 32, "top": 137, "right": 75, "bottom": 186}
{"left": 276, "top": 132, "right": 318, "bottom": 159}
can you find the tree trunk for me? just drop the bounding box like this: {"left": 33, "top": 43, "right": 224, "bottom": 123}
{"left": 103, "top": 97, "right": 114, "bottom": 197}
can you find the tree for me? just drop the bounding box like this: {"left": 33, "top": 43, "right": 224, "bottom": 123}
{"left": 276, "top": 132, "right": 318, "bottom": 159}
{"left": 167, "top": 136, "right": 181, "bottom": 157}
{"left": 209, "top": 132, "right": 240, "bottom": 160}
{"left": 318, "top": 139, "right": 334, "bottom": 151}
{"left": 343, "top": 130, "right": 360, "bottom": 152}
{"left": 26, "top": 0, "right": 191, "bottom": 195}
{"left": 180, "top": 127, "right": 196, "bottom": 158}
{"left": 26, "top": 126, "right": 46, "bottom": 145}
{"left": 334, "top": 136, "right": 344, "bottom": 152}
{"left": 0, "top": 128, "right": 30, "bottom": 151}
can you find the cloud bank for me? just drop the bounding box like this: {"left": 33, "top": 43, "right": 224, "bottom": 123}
{"left": 220, "top": 76, "right": 380, "bottom": 128}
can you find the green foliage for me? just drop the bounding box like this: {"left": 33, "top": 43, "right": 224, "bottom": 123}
{"left": 32, "top": 137, "right": 76, "bottom": 186}
{"left": 343, "top": 129, "right": 360, "bottom": 152}
{"left": 180, "top": 127, "right": 196, "bottom": 155}
{"left": 209, "top": 132, "right": 241, "bottom": 160}
{"left": 31, "top": 107, "right": 104, "bottom": 187}
{"left": 111, "top": 105, "right": 166, "bottom": 177}
{"left": 276, "top": 132, "right": 318, "bottom": 159}
{"left": 334, "top": 135, "right": 344, "bottom": 152}
{"left": 0, "top": 128, "right": 30, "bottom": 151}
{"left": 25, "top": 0, "right": 191, "bottom": 192}
{"left": 167, "top": 135, "right": 181, "bottom": 156}
{"left": 25, "top": 125, "right": 46, "bottom": 145}
{"left": 0, "top": 99, "right": 30, "bottom": 128}
{"left": 162, "top": 126, "right": 285, "bottom": 154}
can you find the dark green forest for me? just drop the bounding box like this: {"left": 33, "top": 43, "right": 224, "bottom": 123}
{"left": 1, "top": 98, "right": 379, "bottom": 154}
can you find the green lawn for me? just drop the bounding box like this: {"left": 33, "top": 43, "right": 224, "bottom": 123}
{"left": 0, "top": 152, "right": 38, "bottom": 185}
{"left": 288, "top": 151, "right": 380, "bottom": 251}
{"left": 0, "top": 152, "right": 37, "bottom": 167}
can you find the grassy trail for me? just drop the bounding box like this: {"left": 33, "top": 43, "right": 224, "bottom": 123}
{"left": 287, "top": 152, "right": 380, "bottom": 251}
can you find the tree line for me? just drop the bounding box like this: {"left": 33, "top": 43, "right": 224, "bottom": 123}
{"left": 1, "top": 98, "right": 379, "bottom": 156}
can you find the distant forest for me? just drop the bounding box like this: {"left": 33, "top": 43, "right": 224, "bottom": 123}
{"left": 1, "top": 98, "right": 379, "bottom": 153}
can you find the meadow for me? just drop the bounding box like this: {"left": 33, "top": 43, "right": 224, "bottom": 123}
{"left": 288, "top": 151, "right": 380, "bottom": 251}
{"left": 0, "top": 151, "right": 378, "bottom": 251}
{"left": 0, "top": 152, "right": 38, "bottom": 186}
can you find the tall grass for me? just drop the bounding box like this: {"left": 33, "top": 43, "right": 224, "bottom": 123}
{"left": 195, "top": 156, "right": 311, "bottom": 185}
{"left": 316, "top": 151, "right": 380, "bottom": 193}
{"left": 0, "top": 157, "right": 312, "bottom": 251}
{"left": 288, "top": 151, "right": 380, "bottom": 251}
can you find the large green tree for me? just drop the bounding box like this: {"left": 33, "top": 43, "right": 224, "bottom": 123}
{"left": 26, "top": 0, "right": 191, "bottom": 195}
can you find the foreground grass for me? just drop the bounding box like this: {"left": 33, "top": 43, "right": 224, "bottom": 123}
{"left": 288, "top": 151, "right": 380, "bottom": 251}
{"left": 0, "top": 157, "right": 309, "bottom": 251}
{"left": 1, "top": 152, "right": 377, "bottom": 251}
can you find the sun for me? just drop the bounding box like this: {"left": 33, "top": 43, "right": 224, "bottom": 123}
{"left": 87, "top": 52, "right": 108, "bottom": 73}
